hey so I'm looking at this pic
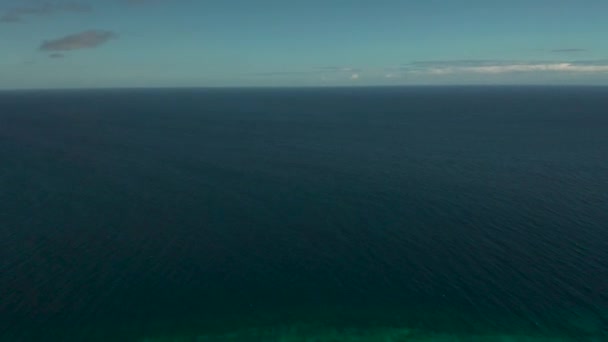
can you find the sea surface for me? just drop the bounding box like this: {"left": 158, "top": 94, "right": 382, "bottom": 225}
{"left": 0, "top": 87, "right": 607, "bottom": 341}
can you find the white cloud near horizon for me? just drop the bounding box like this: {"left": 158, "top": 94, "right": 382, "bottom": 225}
{"left": 405, "top": 61, "right": 608, "bottom": 75}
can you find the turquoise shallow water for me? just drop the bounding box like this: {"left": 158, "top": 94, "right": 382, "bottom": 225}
{"left": 0, "top": 87, "right": 607, "bottom": 341}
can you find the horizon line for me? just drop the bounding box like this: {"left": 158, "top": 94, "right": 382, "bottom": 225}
{"left": 2, "top": 84, "right": 608, "bottom": 92}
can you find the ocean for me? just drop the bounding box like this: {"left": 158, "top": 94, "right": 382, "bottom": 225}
{"left": 0, "top": 87, "right": 607, "bottom": 341}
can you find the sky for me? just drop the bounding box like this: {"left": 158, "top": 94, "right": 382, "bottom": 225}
{"left": 1, "top": 0, "right": 608, "bottom": 89}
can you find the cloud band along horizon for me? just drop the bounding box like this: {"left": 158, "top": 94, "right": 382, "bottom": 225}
{"left": 401, "top": 60, "right": 608, "bottom": 75}
{"left": 40, "top": 30, "right": 117, "bottom": 51}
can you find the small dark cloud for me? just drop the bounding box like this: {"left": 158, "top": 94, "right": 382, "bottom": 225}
{"left": 49, "top": 53, "right": 65, "bottom": 59}
{"left": 0, "top": 2, "right": 91, "bottom": 24}
{"left": 552, "top": 48, "right": 587, "bottom": 53}
{"left": 0, "top": 13, "right": 21, "bottom": 22}
{"left": 40, "top": 30, "right": 118, "bottom": 51}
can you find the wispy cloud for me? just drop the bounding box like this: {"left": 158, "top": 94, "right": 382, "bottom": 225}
{"left": 246, "top": 60, "right": 608, "bottom": 82}
{"left": 251, "top": 66, "right": 362, "bottom": 77}
{"left": 384, "top": 73, "right": 399, "bottom": 79}
{"left": 250, "top": 71, "right": 315, "bottom": 77}
{"left": 40, "top": 30, "right": 118, "bottom": 51}
{"left": 551, "top": 48, "right": 587, "bottom": 53}
{"left": 1, "top": 2, "right": 91, "bottom": 23}
{"left": 402, "top": 60, "right": 608, "bottom": 75}
{"left": 317, "top": 66, "right": 362, "bottom": 73}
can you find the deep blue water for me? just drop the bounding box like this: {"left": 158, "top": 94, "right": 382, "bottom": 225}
{"left": 0, "top": 87, "right": 607, "bottom": 341}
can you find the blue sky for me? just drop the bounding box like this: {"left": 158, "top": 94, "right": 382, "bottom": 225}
{"left": 1, "top": 0, "right": 608, "bottom": 89}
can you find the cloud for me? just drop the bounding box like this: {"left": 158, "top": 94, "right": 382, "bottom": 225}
{"left": 317, "top": 66, "right": 362, "bottom": 73}
{"left": 49, "top": 53, "right": 65, "bottom": 58}
{"left": 250, "top": 71, "right": 314, "bottom": 76}
{"left": 1, "top": 2, "right": 91, "bottom": 23}
{"left": 0, "top": 13, "right": 21, "bottom": 22}
{"left": 350, "top": 73, "right": 360, "bottom": 80}
{"left": 403, "top": 60, "right": 608, "bottom": 75}
{"left": 40, "top": 30, "right": 118, "bottom": 51}
{"left": 251, "top": 66, "right": 362, "bottom": 77}
{"left": 551, "top": 48, "right": 587, "bottom": 53}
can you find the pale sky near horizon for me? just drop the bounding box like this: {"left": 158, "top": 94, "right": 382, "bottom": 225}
{"left": 1, "top": 0, "right": 608, "bottom": 89}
